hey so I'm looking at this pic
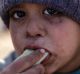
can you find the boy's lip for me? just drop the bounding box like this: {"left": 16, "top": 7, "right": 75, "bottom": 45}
{"left": 24, "top": 45, "right": 51, "bottom": 54}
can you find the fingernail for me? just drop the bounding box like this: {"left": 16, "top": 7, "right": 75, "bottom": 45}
{"left": 39, "top": 49, "right": 46, "bottom": 54}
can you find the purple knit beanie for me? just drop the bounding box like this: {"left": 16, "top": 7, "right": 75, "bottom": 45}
{"left": 0, "top": 0, "right": 80, "bottom": 27}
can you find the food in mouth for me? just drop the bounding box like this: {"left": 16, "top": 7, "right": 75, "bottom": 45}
{"left": 16, "top": 49, "right": 49, "bottom": 65}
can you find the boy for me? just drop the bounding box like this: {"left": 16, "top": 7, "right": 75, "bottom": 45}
{"left": 0, "top": 0, "right": 80, "bottom": 74}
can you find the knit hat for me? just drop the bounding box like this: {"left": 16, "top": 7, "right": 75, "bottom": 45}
{"left": 0, "top": 0, "right": 80, "bottom": 28}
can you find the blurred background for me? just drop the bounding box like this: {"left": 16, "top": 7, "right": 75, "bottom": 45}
{"left": 0, "top": 17, "right": 15, "bottom": 70}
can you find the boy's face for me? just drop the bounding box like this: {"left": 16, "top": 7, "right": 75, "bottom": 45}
{"left": 9, "top": 3, "right": 80, "bottom": 73}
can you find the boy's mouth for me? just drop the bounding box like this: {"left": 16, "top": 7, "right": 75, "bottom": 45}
{"left": 23, "top": 46, "right": 56, "bottom": 66}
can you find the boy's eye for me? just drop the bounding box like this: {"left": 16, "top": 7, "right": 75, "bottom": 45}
{"left": 10, "top": 10, "right": 26, "bottom": 19}
{"left": 43, "top": 8, "right": 61, "bottom": 16}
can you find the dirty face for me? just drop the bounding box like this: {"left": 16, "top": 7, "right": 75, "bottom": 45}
{"left": 9, "top": 3, "right": 80, "bottom": 74}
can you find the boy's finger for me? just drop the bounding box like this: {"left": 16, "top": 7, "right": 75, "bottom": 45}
{"left": 2, "top": 50, "right": 44, "bottom": 74}
{"left": 22, "top": 64, "right": 45, "bottom": 74}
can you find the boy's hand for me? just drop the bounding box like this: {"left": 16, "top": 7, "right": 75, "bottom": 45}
{"left": 0, "top": 50, "right": 45, "bottom": 74}
{"left": 0, "top": 65, "right": 44, "bottom": 74}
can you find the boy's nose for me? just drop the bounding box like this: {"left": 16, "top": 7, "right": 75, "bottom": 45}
{"left": 26, "top": 20, "right": 46, "bottom": 38}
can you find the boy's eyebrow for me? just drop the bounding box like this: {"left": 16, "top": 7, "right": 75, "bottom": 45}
{"left": 8, "top": 3, "right": 54, "bottom": 12}
{"left": 8, "top": 4, "right": 26, "bottom": 12}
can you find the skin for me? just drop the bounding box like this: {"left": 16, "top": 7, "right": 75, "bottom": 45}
{"left": 1, "top": 3, "right": 80, "bottom": 74}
